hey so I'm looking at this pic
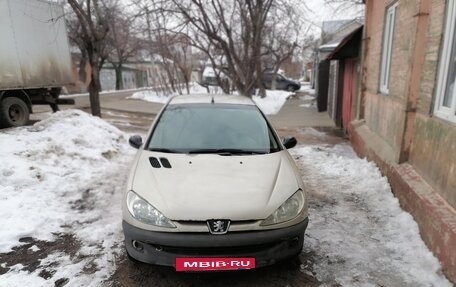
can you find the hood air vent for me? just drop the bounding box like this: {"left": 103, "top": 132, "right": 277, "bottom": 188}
{"left": 160, "top": 158, "right": 172, "bottom": 168}
{"left": 149, "top": 157, "right": 161, "bottom": 168}
{"left": 149, "top": 157, "right": 172, "bottom": 168}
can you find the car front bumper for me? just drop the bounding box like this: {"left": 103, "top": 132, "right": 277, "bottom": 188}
{"left": 123, "top": 218, "right": 308, "bottom": 269}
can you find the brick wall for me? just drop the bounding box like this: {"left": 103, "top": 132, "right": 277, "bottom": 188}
{"left": 410, "top": 1, "right": 456, "bottom": 209}
{"left": 362, "top": 0, "right": 423, "bottom": 160}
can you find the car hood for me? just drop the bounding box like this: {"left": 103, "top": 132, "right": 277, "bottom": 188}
{"left": 129, "top": 150, "right": 301, "bottom": 221}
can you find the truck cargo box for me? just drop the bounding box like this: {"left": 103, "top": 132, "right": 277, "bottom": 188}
{"left": 0, "top": 0, "right": 73, "bottom": 90}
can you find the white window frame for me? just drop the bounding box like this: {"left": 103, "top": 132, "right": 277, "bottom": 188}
{"left": 379, "top": 3, "right": 398, "bottom": 94}
{"left": 434, "top": 1, "right": 456, "bottom": 123}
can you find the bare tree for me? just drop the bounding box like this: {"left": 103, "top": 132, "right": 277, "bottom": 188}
{"left": 106, "top": 6, "right": 144, "bottom": 90}
{"left": 128, "top": 0, "right": 317, "bottom": 97}
{"left": 66, "top": 16, "right": 89, "bottom": 89}
{"left": 169, "top": 0, "right": 274, "bottom": 97}
{"left": 169, "top": 34, "right": 193, "bottom": 94}
{"left": 67, "top": 0, "right": 111, "bottom": 117}
{"left": 260, "top": 1, "right": 317, "bottom": 89}
{"left": 136, "top": 0, "right": 196, "bottom": 94}
{"left": 323, "top": 0, "right": 365, "bottom": 17}
{"left": 261, "top": 4, "right": 298, "bottom": 91}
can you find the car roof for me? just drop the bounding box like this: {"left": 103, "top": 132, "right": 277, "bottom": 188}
{"left": 168, "top": 94, "right": 256, "bottom": 106}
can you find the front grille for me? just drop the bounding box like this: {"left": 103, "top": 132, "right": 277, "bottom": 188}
{"left": 176, "top": 220, "right": 258, "bottom": 227}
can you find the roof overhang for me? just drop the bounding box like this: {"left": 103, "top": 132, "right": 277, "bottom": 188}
{"left": 325, "top": 26, "right": 363, "bottom": 60}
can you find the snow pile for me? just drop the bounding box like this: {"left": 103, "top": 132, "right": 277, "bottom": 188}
{"left": 291, "top": 144, "right": 451, "bottom": 286}
{"left": 252, "top": 90, "right": 293, "bottom": 115}
{"left": 130, "top": 83, "right": 293, "bottom": 115}
{"left": 299, "top": 83, "right": 316, "bottom": 96}
{"left": 0, "top": 110, "right": 135, "bottom": 286}
{"left": 128, "top": 90, "right": 170, "bottom": 104}
{"left": 128, "top": 83, "right": 210, "bottom": 103}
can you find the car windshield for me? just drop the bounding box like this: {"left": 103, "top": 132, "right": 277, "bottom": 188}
{"left": 147, "top": 104, "right": 281, "bottom": 154}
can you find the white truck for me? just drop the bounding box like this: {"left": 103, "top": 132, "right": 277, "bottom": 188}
{"left": 0, "top": 0, "right": 74, "bottom": 128}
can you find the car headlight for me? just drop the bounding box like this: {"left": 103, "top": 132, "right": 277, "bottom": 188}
{"left": 261, "top": 190, "right": 304, "bottom": 226}
{"left": 126, "top": 191, "right": 175, "bottom": 228}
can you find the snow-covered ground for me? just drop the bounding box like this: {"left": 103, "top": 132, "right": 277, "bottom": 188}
{"left": 252, "top": 90, "right": 293, "bottom": 114}
{"left": 128, "top": 83, "right": 293, "bottom": 115}
{"left": 299, "top": 82, "right": 316, "bottom": 96}
{"left": 0, "top": 110, "right": 135, "bottom": 286}
{"left": 291, "top": 139, "right": 451, "bottom": 286}
{"left": 0, "top": 112, "right": 451, "bottom": 286}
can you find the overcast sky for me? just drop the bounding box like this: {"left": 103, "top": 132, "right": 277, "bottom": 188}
{"left": 303, "top": 0, "right": 365, "bottom": 36}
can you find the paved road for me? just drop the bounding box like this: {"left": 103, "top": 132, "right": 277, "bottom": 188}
{"left": 33, "top": 89, "right": 162, "bottom": 115}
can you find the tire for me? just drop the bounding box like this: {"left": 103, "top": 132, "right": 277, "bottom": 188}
{"left": 0, "top": 97, "right": 30, "bottom": 128}
{"left": 287, "top": 85, "right": 296, "bottom": 92}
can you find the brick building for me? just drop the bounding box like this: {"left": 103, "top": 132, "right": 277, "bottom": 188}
{"left": 350, "top": 0, "right": 456, "bottom": 282}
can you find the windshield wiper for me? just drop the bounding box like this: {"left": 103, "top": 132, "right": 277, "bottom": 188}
{"left": 148, "top": 148, "right": 182, "bottom": 153}
{"left": 187, "top": 148, "right": 268, "bottom": 155}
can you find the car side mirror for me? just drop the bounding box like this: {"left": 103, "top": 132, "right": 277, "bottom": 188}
{"left": 283, "top": 137, "right": 297, "bottom": 149}
{"left": 129, "top": 135, "right": 143, "bottom": 149}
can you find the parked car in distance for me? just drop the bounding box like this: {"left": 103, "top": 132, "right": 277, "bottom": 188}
{"left": 123, "top": 94, "right": 308, "bottom": 272}
{"left": 262, "top": 73, "right": 301, "bottom": 92}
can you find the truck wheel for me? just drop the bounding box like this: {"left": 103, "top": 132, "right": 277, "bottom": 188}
{"left": 0, "top": 97, "right": 30, "bottom": 128}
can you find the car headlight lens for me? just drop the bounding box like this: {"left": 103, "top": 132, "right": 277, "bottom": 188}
{"left": 261, "top": 190, "right": 304, "bottom": 226}
{"left": 126, "top": 191, "right": 175, "bottom": 228}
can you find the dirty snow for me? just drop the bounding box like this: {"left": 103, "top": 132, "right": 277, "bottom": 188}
{"left": 0, "top": 110, "right": 134, "bottom": 286}
{"left": 290, "top": 141, "right": 452, "bottom": 286}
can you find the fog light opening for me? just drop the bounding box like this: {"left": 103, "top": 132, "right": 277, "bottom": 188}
{"left": 289, "top": 236, "right": 300, "bottom": 247}
{"left": 132, "top": 240, "right": 144, "bottom": 251}
{"left": 155, "top": 245, "right": 163, "bottom": 252}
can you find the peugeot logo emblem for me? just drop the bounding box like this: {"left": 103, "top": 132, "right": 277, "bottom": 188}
{"left": 207, "top": 219, "right": 230, "bottom": 234}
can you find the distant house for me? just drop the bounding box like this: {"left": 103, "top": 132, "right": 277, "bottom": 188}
{"left": 315, "top": 19, "right": 363, "bottom": 114}
{"left": 99, "top": 63, "right": 140, "bottom": 91}
{"left": 325, "top": 26, "right": 363, "bottom": 131}
{"left": 349, "top": 0, "right": 456, "bottom": 282}
{"left": 66, "top": 50, "right": 154, "bottom": 93}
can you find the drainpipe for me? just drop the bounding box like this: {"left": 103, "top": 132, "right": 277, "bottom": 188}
{"left": 355, "top": 0, "right": 371, "bottom": 121}
{"left": 399, "top": 0, "right": 431, "bottom": 163}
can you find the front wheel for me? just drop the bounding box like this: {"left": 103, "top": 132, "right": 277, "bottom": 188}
{"left": 287, "top": 85, "right": 297, "bottom": 92}
{"left": 0, "top": 97, "right": 30, "bottom": 128}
